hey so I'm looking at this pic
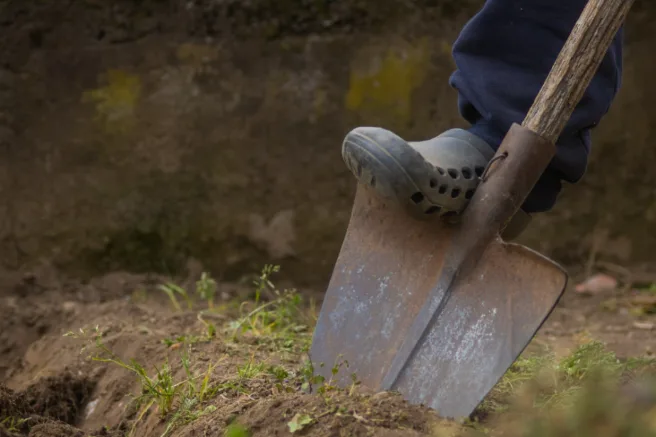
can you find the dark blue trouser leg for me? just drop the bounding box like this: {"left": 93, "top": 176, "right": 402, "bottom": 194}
{"left": 449, "top": 0, "right": 623, "bottom": 213}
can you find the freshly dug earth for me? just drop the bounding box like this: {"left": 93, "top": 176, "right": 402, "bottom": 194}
{"left": 1, "top": 262, "right": 656, "bottom": 437}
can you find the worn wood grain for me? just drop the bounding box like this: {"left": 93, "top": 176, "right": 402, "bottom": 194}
{"left": 523, "top": 0, "right": 634, "bottom": 143}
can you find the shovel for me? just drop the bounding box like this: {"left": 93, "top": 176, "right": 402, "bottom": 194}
{"left": 309, "top": 0, "right": 634, "bottom": 421}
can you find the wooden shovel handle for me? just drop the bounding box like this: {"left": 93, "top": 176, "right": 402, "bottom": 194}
{"left": 523, "top": 0, "right": 634, "bottom": 143}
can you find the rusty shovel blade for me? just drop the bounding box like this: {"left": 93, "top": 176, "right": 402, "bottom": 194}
{"left": 309, "top": 183, "right": 567, "bottom": 420}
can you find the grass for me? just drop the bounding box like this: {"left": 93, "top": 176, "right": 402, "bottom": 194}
{"left": 477, "top": 366, "right": 656, "bottom": 437}
{"left": 471, "top": 339, "right": 656, "bottom": 437}
{"left": 158, "top": 282, "right": 192, "bottom": 312}
{"left": 227, "top": 264, "right": 313, "bottom": 353}
{"left": 236, "top": 357, "right": 267, "bottom": 380}
{"left": 59, "top": 266, "right": 656, "bottom": 437}
{"left": 0, "top": 417, "right": 30, "bottom": 433}
{"left": 60, "top": 265, "right": 321, "bottom": 436}
{"left": 158, "top": 271, "right": 219, "bottom": 312}
{"left": 196, "top": 272, "right": 218, "bottom": 309}
{"left": 64, "top": 326, "right": 223, "bottom": 437}
{"left": 65, "top": 326, "right": 180, "bottom": 416}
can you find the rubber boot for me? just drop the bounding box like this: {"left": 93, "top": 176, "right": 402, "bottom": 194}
{"left": 341, "top": 126, "right": 531, "bottom": 240}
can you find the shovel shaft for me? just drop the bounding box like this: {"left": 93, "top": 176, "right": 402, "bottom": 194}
{"left": 523, "top": 0, "right": 634, "bottom": 143}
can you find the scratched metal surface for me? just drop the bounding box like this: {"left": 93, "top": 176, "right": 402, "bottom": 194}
{"left": 309, "top": 184, "right": 567, "bottom": 420}
{"left": 310, "top": 184, "right": 454, "bottom": 389}
{"left": 394, "top": 241, "right": 566, "bottom": 418}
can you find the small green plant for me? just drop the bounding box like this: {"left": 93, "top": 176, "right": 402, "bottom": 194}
{"left": 65, "top": 326, "right": 179, "bottom": 415}
{"left": 268, "top": 365, "right": 290, "bottom": 382}
{"left": 224, "top": 423, "right": 251, "bottom": 437}
{"left": 1, "top": 417, "right": 30, "bottom": 433}
{"left": 196, "top": 272, "right": 218, "bottom": 309}
{"left": 254, "top": 264, "right": 280, "bottom": 304}
{"left": 229, "top": 265, "right": 309, "bottom": 352}
{"left": 180, "top": 346, "right": 219, "bottom": 403}
{"left": 237, "top": 356, "right": 266, "bottom": 380}
{"left": 558, "top": 340, "right": 622, "bottom": 381}
{"left": 486, "top": 368, "right": 656, "bottom": 437}
{"left": 162, "top": 334, "right": 201, "bottom": 347}
{"left": 329, "top": 356, "right": 349, "bottom": 382}
{"left": 64, "top": 326, "right": 223, "bottom": 436}
{"left": 298, "top": 356, "right": 326, "bottom": 392}
{"left": 646, "top": 283, "right": 656, "bottom": 295}
{"left": 477, "top": 339, "right": 656, "bottom": 418}
{"left": 197, "top": 312, "right": 217, "bottom": 340}
{"left": 287, "top": 413, "right": 314, "bottom": 433}
{"left": 159, "top": 282, "right": 193, "bottom": 311}
{"left": 161, "top": 398, "right": 217, "bottom": 437}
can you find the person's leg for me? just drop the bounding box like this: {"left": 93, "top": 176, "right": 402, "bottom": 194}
{"left": 341, "top": 0, "right": 623, "bottom": 236}
{"left": 449, "top": 0, "right": 623, "bottom": 213}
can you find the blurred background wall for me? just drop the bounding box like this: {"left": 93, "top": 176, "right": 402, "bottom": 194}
{"left": 0, "top": 0, "right": 654, "bottom": 286}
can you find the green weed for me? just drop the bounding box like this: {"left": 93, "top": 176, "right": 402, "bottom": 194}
{"left": 558, "top": 340, "right": 623, "bottom": 380}
{"left": 267, "top": 365, "right": 290, "bottom": 382}
{"left": 197, "top": 312, "right": 217, "bottom": 339}
{"left": 484, "top": 369, "right": 656, "bottom": 437}
{"left": 228, "top": 265, "right": 310, "bottom": 352}
{"left": 64, "top": 327, "right": 223, "bottom": 436}
{"left": 237, "top": 357, "right": 267, "bottom": 380}
{"left": 65, "top": 326, "right": 179, "bottom": 416}
{"left": 161, "top": 398, "right": 217, "bottom": 437}
{"left": 254, "top": 264, "right": 280, "bottom": 304}
{"left": 162, "top": 335, "right": 202, "bottom": 347}
{"left": 159, "top": 282, "right": 193, "bottom": 311}
{"left": 287, "top": 413, "right": 314, "bottom": 433}
{"left": 161, "top": 314, "right": 217, "bottom": 349}
{"left": 478, "top": 340, "right": 656, "bottom": 418}
{"left": 0, "top": 417, "right": 30, "bottom": 433}
{"left": 196, "top": 272, "right": 218, "bottom": 309}
{"left": 224, "top": 423, "right": 251, "bottom": 437}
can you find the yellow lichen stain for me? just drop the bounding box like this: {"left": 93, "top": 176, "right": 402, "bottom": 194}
{"left": 345, "top": 39, "right": 430, "bottom": 127}
{"left": 82, "top": 69, "right": 142, "bottom": 134}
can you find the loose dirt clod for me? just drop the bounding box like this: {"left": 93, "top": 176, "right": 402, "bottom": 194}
{"left": 27, "top": 422, "right": 84, "bottom": 437}
{"left": 22, "top": 373, "right": 95, "bottom": 426}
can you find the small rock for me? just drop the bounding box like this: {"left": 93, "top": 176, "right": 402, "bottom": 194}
{"left": 85, "top": 398, "right": 99, "bottom": 418}
{"left": 371, "top": 391, "right": 394, "bottom": 401}
{"left": 633, "top": 321, "right": 655, "bottom": 330}
{"left": 574, "top": 273, "right": 618, "bottom": 294}
{"left": 62, "top": 301, "right": 77, "bottom": 313}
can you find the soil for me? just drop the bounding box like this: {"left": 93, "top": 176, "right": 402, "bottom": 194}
{"left": 1, "top": 261, "right": 655, "bottom": 437}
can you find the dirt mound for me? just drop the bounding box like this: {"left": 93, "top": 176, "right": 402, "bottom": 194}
{"left": 0, "top": 385, "right": 26, "bottom": 418}
{"left": 219, "top": 392, "right": 435, "bottom": 437}
{"left": 1, "top": 265, "right": 656, "bottom": 437}
{"left": 0, "top": 266, "right": 445, "bottom": 437}
{"left": 27, "top": 423, "right": 85, "bottom": 437}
